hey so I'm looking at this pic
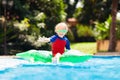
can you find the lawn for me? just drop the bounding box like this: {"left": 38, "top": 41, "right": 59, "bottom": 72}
{"left": 71, "top": 42, "right": 97, "bottom": 54}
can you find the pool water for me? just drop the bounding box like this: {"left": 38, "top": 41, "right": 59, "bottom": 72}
{"left": 0, "top": 56, "right": 120, "bottom": 80}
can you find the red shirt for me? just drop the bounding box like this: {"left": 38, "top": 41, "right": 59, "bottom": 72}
{"left": 50, "top": 35, "right": 70, "bottom": 57}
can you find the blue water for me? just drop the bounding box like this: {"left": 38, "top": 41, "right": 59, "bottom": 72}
{"left": 0, "top": 56, "right": 120, "bottom": 80}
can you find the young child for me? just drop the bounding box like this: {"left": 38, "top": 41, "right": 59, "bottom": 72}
{"left": 38, "top": 22, "right": 70, "bottom": 63}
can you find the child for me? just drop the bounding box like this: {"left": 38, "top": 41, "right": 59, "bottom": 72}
{"left": 38, "top": 22, "right": 70, "bottom": 63}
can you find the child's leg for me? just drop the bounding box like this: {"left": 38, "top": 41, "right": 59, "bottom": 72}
{"left": 52, "top": 53, "right": 61, "bottom": 63}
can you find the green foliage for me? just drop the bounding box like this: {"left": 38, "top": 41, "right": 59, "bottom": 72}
{"left": 66, "top": 29, "right": 75, "bottom": 42}
{"left": 13, "top": 14, "right": 47, "bottom": 48}
{"left": 93, "top": 15, "right": 120, "bottom": 40}
{"left": 77, "top": 0, "right": 112, "bottom": 24}
{"left": 73, "top": 7, "right": 82, "bottom": 18}
{"left": 76, "top": 24, "right": 94, "bottom": 37}
{"left": 44, "top": 0, "right": 66, "bottom": 30}
{"left": 116, "top": 20, "right": 120, "bottom": 39}
{"left": 93, "top": 15, "right": 111, "bottom": 40}
{"left": 67, "top": 24, "right": 94, "bottom": 42}
{"left": 64, "top": 0, "right": 79, "bottom": 18}
{"left": 0, "top": 0, "right": 66, "bottom": 54}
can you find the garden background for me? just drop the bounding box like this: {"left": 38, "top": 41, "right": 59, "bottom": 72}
{"left": 0, "top": 0, "right": 120, "bottom": 55}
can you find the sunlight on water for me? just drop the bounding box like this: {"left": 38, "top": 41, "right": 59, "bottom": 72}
{"left": 0, "top": 56, "right": 120, "bottom": 80}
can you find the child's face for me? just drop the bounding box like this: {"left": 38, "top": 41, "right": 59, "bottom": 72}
{"left": 55, "top": 26, "right": 68, "bottom": 38}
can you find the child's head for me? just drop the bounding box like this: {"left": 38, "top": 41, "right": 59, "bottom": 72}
{"left": 55, "top": 22, "right": 68, "bottom": 38}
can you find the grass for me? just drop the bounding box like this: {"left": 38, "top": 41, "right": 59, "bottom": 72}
{"left": 71, "top": 42, "right": 97, "bottom": 55}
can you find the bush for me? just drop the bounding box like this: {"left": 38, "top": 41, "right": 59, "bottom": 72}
{"left": 76, "top": 24, "right": 94, "bottom": 37}
{"left": 93, "top": 15, "right": 120, "bottom": 40}
{"left": 93, "top": 15, "right": 111, "bottom": 40}
{"left": 66, "top": 24, "right": 95, "bottom": 42}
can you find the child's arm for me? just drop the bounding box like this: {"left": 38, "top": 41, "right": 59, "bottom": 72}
{"left": 38, "top": 37, "right": 50, "bottom": 42}
{"left": 38, "top": 35, "right": 56, "bottom": 43}
{"left": 65, "top": 38, "right": 71, "bottom": 50}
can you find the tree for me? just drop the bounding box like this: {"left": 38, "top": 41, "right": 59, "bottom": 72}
{"left": 108, "top": 0, "right": 118, "bottom": 51}
{"left": 64, "top": 0, "right": 79, "bottom": 19}
{"left": 0, "top": 0, "right": 66, "bottom": 55}
{"left": 77, "top": 0, "right": 112, "bottom": 24}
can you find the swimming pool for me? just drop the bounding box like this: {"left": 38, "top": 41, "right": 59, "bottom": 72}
{"left": 0, "top": 56, "right": 120, "bottom": 80}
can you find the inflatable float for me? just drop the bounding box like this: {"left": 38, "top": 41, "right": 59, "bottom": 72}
{"left": 16, "top": 50, "right": 92, "bottom": 63}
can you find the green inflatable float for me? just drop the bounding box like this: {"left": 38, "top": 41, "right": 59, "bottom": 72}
{"left": 16, "top": 50, "right": 92, "bottom": 63}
